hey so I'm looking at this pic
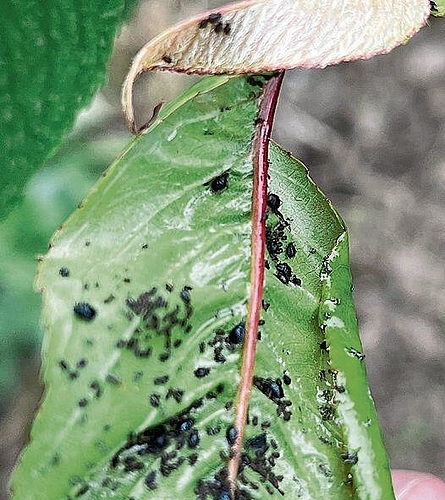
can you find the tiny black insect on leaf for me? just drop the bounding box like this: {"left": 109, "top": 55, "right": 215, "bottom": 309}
{"left": 226, "top": 426, "right": 238, "bottom": 446}
{"left": 267, "top": 193, "right": 281, "bottom": 211}
{"left": 73, "top": 302, "right": 96, "bottom": 321}
{"left": 205, "top": 171, "right": 229, "bottom": 193}
{"left": 59, "top": 267, "right": 70, "bottom": 277}
{"left": 228, "top": 322, "right": 245, "bottom": 345}
{"left": 194, "top": 367, "right": 211, "bottom": 378}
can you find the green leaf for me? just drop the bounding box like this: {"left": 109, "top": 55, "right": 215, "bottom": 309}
{"left": 11, "top": 76, "right": 393, "bottom": 499}
{"left": 0, "top": 0, "right": 137, "bottom": 220}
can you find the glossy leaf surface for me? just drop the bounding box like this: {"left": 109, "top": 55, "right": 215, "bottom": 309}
{"left": 0, "top": 0, "right": 136, "bottom": 219}
{"left": 11, "top": 77, "right": 393, "bottom": 499}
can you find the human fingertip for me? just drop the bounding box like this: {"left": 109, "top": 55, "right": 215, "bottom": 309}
{"left": 392, "top": 470, "right": 445, "bottom": 500}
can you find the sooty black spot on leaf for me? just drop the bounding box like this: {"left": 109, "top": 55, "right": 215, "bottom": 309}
{"left": 73, "top": 303, "right": 96, "bottom": 321}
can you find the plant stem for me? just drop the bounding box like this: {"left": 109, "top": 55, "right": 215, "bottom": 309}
{"left": 228, "top": 71, "right": 284, "bottom": 493}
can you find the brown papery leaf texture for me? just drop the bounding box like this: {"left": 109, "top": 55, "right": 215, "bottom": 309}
{"left": 123, "top": 0, "right": 431, "bottom": 130}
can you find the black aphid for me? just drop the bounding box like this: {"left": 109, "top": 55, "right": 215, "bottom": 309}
{"left": 290, "top": 275, "right": 302, "bottom": 287}
{"left": 430, "top": 1, "right": 438, "bottom": 12}
{"left": 106, "top": 374, "right": 121, "bottom": 385}
{"left": 74, "top": 484, "right": 89, "bottom": 497}
{"left": 207, "top": 172, "right": 229, "bottom": 193}
{"left": 144, "top": 471, "right": 158, "bottom": 490}
{"left": 123, "top": 456, "right": 144, "bottom": 472}
{"left": 76, "top": 358, "right": 87, "bottom": 369}
{"left": 283, "top": 374, "right": 291, "bottom": 386}
{"left": 226, "top": 426, "right": 238, "bottom": 446}
{"left": 165, "top": 283, "right": 174, "bottom": 292}
{"left": 286, "top": 242, "right": 296, "bottom": 259}
{"left": 104, "top": 294, "right": 115, "bottom": 304}
{"left": 275, "top": 262, "right": 292, "bottom": 284}
{"left": 162, "top": 55, "right": 172, "bottom": 63}
{"left": 73, "top": 302, "right": 96, "bottom": 321}
{"left": 347, "top": 347, "right": 366, "bottom": 361}
{"left": 223, "top": 23, "right": 231, "bottom": 35}
{"left": 214, "top": 22, "right": 224, "bottom": 34}
{"left": 247, "top": 434, "right": 267, "bottom": 450}
{"left": 208, "top": 12, "right": 222, "bottom": 23}
{"left": 341, "top": 452, "right": 358, "bottom": 465}
{"left": 90, "top": 381, "right": 102, "bottom": 399}
{"left": 166, "top": 388, "right": 184, "bottom": 403}
{"left": 267, "top": 193, "right": 281, "bottom": 211}
{"left": 253, "top": 377, "right": 284, "bottom": 401}
{"left": 188, "top": 429, "right": 200, "bottom": 448}
{"left": 262, "top": 300, "right": 270, "bottom": 312}
{"left": 188, "top": 453, "right": 198, "bottom": 465}
{"left": 228, "top": 322, "right": 245, "bottom": 344}
{"left": 194, "top": 367, "right": 211, "bottom": 378}
{"left": 320, "top": 340, "right": 328, "bottom": 351}
{"left": 150, "top": 393, "right": 160, "bottom": 407}
{"left": 59, "top": 360, "right": 68, "bottom": 371}
{"left": 206, "top": 426, "right": 221, "bottom": 436}
{"left": 179, "top": 419, "right": 194, "bottom": 432}
{"left": 59, "top": 267, "right": 70, "bottom": 277}
{"left": 180, "top": 286, "right": 192, "bottom": 303}
{"left": 154, "top": 375, "right": 169, "bottom": 385}
{"left": 78, "top": 398, "right": 88, "bottom": 408}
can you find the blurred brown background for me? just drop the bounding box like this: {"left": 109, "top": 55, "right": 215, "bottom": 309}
{"left": 1, "top": 1, "right": 444, "bottom": 498}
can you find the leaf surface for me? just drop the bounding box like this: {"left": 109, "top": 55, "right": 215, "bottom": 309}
{"left": 123, "top": 0, "right": 431, "bottom": 130}
{"left": 12, "top": 76, "right": 393, "bottom": 499}
{"left": 0, "top": 0, "right": 136, "bottom": 219}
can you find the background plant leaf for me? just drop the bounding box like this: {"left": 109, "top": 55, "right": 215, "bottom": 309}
{"left": 11, "top": 76, "right": 393, "bottom": 499}
{"left": 0, "top": 0, "right": 138, "bottom": 219}
{"left": 122, "top": 0, "right": 431, "bottom": 130}
{"left": 431, "top": 0, "right": 445, "bottom": 15}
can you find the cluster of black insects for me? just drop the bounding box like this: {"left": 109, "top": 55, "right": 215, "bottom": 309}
{"left": 198, "top": 12, "right": 231, "bottom": 36}
{"left": 265, "top": 193, "right": 302, "bottom": 287}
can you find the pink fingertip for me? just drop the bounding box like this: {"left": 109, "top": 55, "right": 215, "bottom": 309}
{"left": 392, "top": 470, "right": 445, "bottom": 500}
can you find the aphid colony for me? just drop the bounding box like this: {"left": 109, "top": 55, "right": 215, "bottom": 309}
{"left": 198, "top": 12, "right": 231, "bottom": 36}
{"left": 265, "top": 192, "right": 302, "bottom": 287}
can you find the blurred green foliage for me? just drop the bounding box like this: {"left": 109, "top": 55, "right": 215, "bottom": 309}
{"left": 0, "top": 0, "right": 138, "bottom": 219}
{"left": 0, "top": 108, "right": 128, "bottom": 403}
